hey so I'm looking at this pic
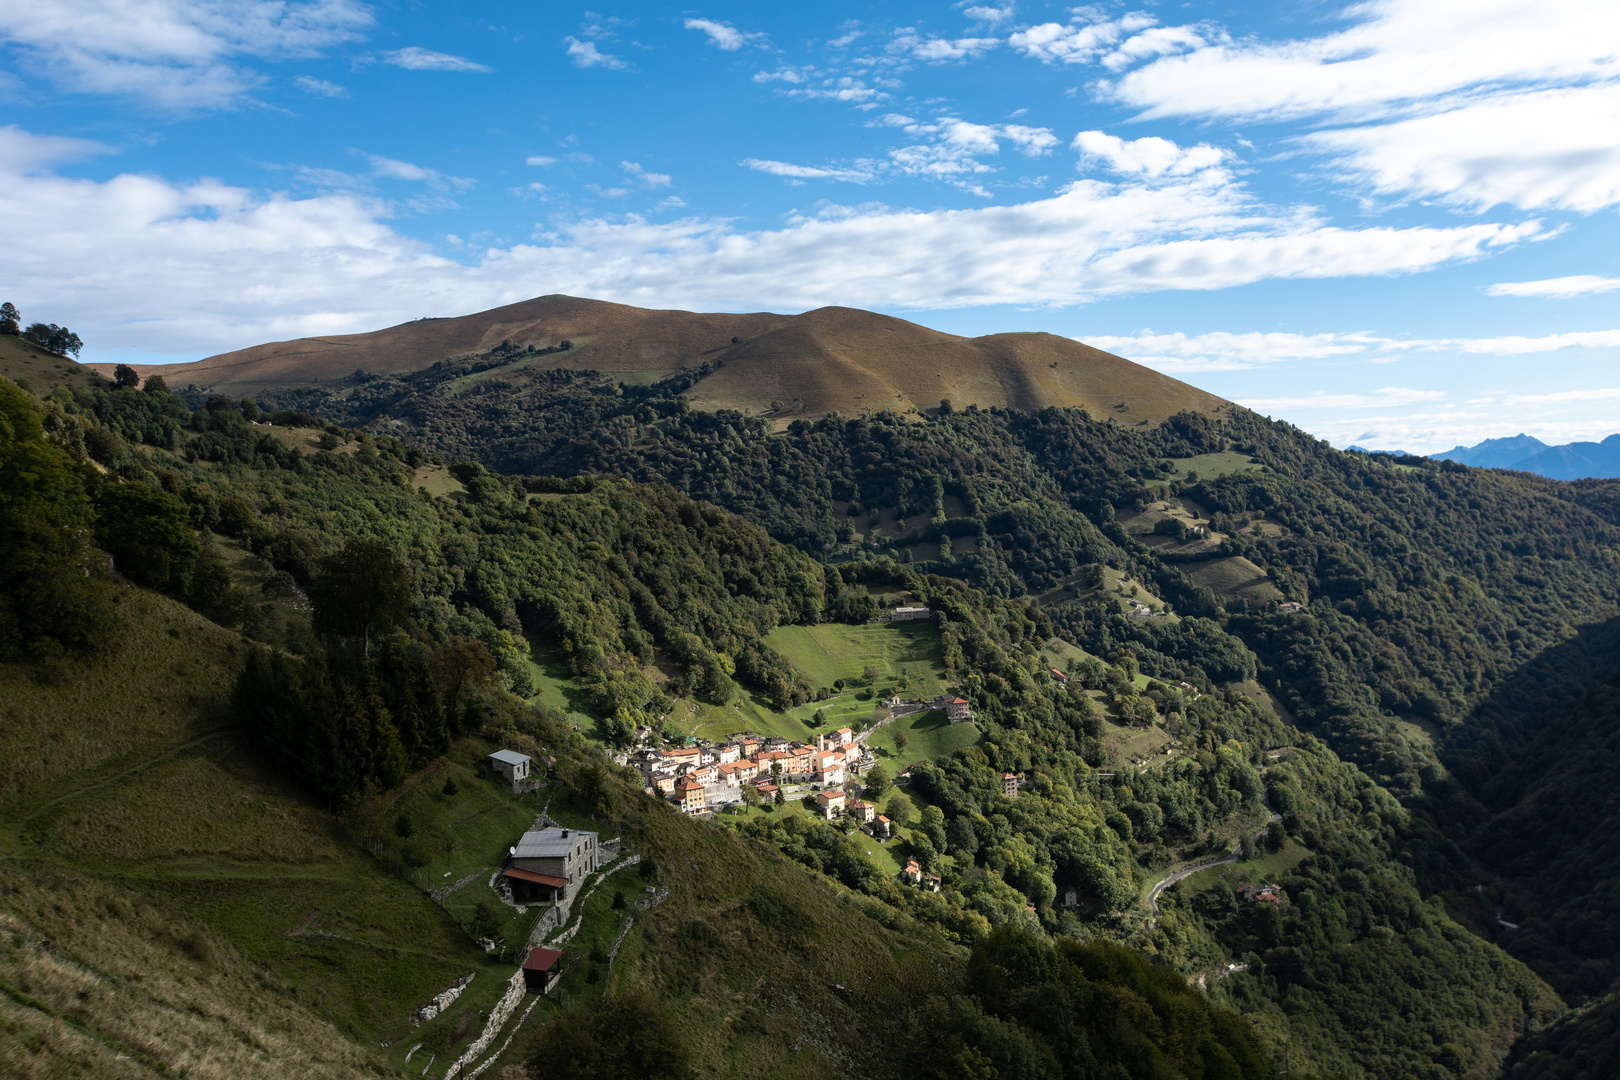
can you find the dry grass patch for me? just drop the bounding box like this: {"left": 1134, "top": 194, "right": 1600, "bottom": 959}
{"left": 0, "top": 866, "right": 379, "bottom": 1080}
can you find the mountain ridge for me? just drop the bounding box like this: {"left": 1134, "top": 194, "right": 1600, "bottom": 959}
{"left": 84, "top": 294, "right": 1228, "bottom": 425}
{"left": 1352, "top": 432, "right": 1620, "bottom": 479}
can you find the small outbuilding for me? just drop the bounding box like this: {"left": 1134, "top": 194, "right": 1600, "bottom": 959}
{"left": 489, "top": 749, "right": 532, "bottom": 784}
{"left": 523, "top": 947, "right": 564, "bottom": 993}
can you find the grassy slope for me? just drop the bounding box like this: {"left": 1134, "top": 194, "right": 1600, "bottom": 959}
{"left": 767, "top": 622, "right": 948, "bottom": 697}
{"left": 0, "top": 335, "right": 104, "bottom": 396}
{"left": 0, "top": 587, "right": 472, "bottom": 1078}
{"left": 0, "top": 581, "right": 988, "bottom": 1079}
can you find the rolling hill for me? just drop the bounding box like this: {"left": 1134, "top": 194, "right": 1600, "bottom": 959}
{"left": 85, "top": 295, "right": 1226, "bottom": 424}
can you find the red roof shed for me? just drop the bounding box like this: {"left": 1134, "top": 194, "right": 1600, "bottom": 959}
{"left": 523, "top": 946, "right": 564, "bottom": 993}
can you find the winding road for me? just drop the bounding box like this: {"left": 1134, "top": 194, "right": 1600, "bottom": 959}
{"left": 1146, "top": 794, "right": 1282, "bottom": 919}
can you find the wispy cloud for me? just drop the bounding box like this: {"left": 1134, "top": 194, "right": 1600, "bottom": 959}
{"left": 380, "top": 47, "right": 491, "bottom": 73}
{"left": 0, "top": 0, "right": 371, "bottom": 109}
{"left": 743, "top": 158, "right": 877, "bottom": 183}
{"left": 1090, "top": 326, "right": 1620, "bottom": 374}
{"left": 621, "top": 161, "right": 671, "bottom": 188}
{"left": 1242, "top": 388, "right": 1446, "bottom": 411}
{"left": 1487, "top": 275, "right": 1620, "bottom": 299}
{"left": 1070, "top": 0, "right": 1620, "bottom": 214}
{"left": 963, "top": 5, "right": 1016, "bottom": 28}
{"left": 366, "top": 155, "right": 475, "bottom": 192}
{"left": 564, "top": 37, "right": 627, "bottom": 70}
{"left": 889, "top": 28, "right": 999, "bottom": 63}
{"left": 684, "top": 18, "right": 766, "bottom": 52}
{"left": 0, "top": 123, "right": 1556, "bottom": 367}
{"left": 293, "top": 75, "right": 348, "bottom": 97}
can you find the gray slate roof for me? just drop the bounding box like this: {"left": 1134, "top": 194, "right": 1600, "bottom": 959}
{"left": 514, "top": 827, "right": 597, "bottom": 859}
{"left": 489, "top": 749, "right": 530, "bottom": 766}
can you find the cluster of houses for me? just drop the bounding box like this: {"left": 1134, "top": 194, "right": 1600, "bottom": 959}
{"left": 626, "top": 728, "right": 871, "bottom": 816}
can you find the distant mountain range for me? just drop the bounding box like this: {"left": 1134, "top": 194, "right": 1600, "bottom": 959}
{"left": 1349, "top": 433, "right": 1620, "bottom": 480}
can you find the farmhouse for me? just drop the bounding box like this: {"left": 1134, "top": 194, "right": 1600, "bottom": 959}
{"left": 933, "top": 695, "right": 973, "bottom": 723}
{"left": 1239, "top": 883, "right": 1284, "bottom": 905}
{"left": 891, "top": 606, "right": 931, "bottom": 621}
{"left": 488, "top": 749, "right": 532, "bottom": 785}
{"left": 502, "top": 827, "right": 599, "bottom": 905}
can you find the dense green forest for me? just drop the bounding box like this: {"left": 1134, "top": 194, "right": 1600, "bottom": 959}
{"left": 10, "top": 359, "right": 1620, "bottom": 1076}
{"left": 252, "top": 357, "right": 1620, "bottom": 801}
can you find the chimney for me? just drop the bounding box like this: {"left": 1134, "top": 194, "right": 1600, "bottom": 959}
{"left": 560, "top": 829, "right": 569, "bottom": 837}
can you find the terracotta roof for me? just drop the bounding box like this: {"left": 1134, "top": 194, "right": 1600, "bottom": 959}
{"left": 503, "top": 868, "right": 568, "bottom": 888}
{"left": 524, "top": 946, "right": 563, "bottom": 972}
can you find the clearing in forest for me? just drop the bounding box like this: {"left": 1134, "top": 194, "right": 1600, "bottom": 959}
{"left": 766, "top": 621, "right": 948, "bottom": 698}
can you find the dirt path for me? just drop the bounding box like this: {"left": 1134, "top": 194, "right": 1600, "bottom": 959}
{"left": 0, "top": 725, "right": 240, "bottom": 855}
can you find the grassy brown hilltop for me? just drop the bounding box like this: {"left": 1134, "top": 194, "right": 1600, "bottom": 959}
{"left": 84, "top": 295, "right": 1226, "bottom": 424}
{"left": 84, "top": 295, "right": 792, "bottom": 396}
{"left": 687, "top": 305, "right": 1226, "bottom": 423}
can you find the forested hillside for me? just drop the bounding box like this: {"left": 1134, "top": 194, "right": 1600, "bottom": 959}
{"left": 2, "top": 372, "right": 1282, "bottom": 1079}
{"left": 3, "top": 365, "right": 1594, "bottom": 1080}
{"left": 248, "top": 346, "right": 1620, "bottom": 1069}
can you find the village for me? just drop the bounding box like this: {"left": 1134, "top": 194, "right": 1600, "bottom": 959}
{"left": 617, "top": 687, "right": 972, "bottom": 820}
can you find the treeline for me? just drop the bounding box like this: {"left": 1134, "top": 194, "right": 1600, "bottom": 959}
{"left": 908, "top": 929, "right": 1273, "bottom": 1080}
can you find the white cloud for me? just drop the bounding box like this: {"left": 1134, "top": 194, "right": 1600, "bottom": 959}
{"left": 0, "top": 124, "right": 108, "bottom": 173}
{"left": 753, "top": 67, "right": 809, "bottom": 84}
{"left": 1302, "top": 85, "right": 1620, "bottom": 213}
{"left": 0, "top": 0, "right": 371, "bottom": 108}
{"left": 366, "top": 155, "right": 475, "bottom": 192}
{"left": 743, "top": 159, "right": 877, "bottom": 183}
{"left": 1487, "top": 275, "right": 1620, "bottom": 299}
{"left": 1008, "top": 13, "right": 1156, "bottom": 65}
{"left": 1088, "top": 0, "right": 1620, "bottom": 213}
{"left": 1452, "top": 330, "right": 1620, "bottom": 354}
{"left": 684, "top": 18, "right": 764, "bottom": 52}
{"left": 621, "top": 161, "right": 671, "bottom": 188}
{"left": 1089, "top": 326, "right": 1620, "bottom": 374}
{"left": 1073, "top": 131, "right": 1228, "bottom": 178}
{"left": 889, "top": 29, "right": 999, "bottom": 63}
{"left": 1085, "top": 330, "right": 1390, "bottom": 372}
{"left": 963, "top": 5, "right": 1015, "bottom": 27}
{"left": 293, "top": 75, "right": 347, "bottom": 97}
{"left": 867, "top": 116, "right": 1060, "bottom": 189}
{"left": 564, "top": 37, "right": 626, "bottom": 70}
{"left": 525, "top": 155, "right": 558, "bottom": 167}
{"left": 1242, "top": 387, "right": 1446, "bottom": 411}
{"left": 1003, "top": 125, "right": 1058, "bottom": 156}
{"left": 0, "top": 124, "right": 1556, "bottom": 362}
{"left": 1099, "top": 25, "right": 1204, "bottom": 72}
{"left": 656, "top": 196, "right": 686, "bottom": 211}
{"left": 1106, "top": 0, "right": 1619, "bottom": 123}
{"left": 381, "top": 47, "right": 491, "bottom": 73}
{"left": 784, "top": 77, "right": 886, "bottom": 103}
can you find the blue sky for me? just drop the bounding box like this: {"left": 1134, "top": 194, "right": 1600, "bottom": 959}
{"left": 2, "top": 0, "right": 1617, "bottom": 452}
